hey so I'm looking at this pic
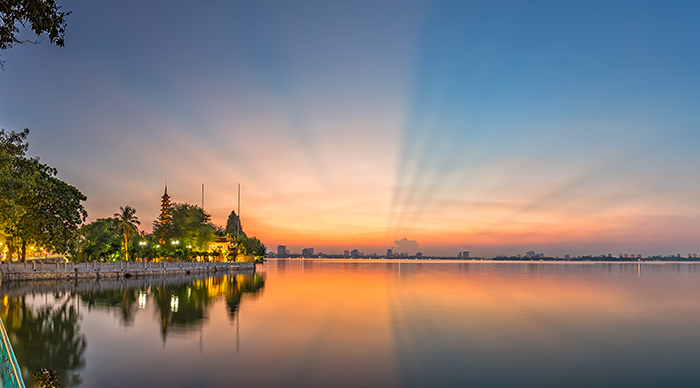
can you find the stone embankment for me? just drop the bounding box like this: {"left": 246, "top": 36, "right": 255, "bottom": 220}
{"left": 0, "top": 260, "right": 255, "bottom": 282}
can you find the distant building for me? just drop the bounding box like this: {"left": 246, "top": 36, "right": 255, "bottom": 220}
{"left": 351, "top": 249, "right": 359, "bottom": 259}
{"left": 462, "top": 250, "right": 469, "bottom": 259}
{"left": 387, "top": 248, "right": 392, "bottom": 258}
{"left": 344, "top": 249, "right": 350, "bottom": 258}
{"left": 415, "top": 252, "right": 423, "bottom": 259}
{"left": 302, "top": 248, "right": 314, "bottom": 258}
{"left": 457, "top": 252, "right": 462, "bottom": 259}
{"left": 277, "top": 245, "right": 287, "bottom": 258}
{"left": 565, "top": 254, "right": 570, "bottom": 260}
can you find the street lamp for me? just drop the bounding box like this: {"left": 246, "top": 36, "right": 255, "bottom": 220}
{"left": 172, "top": 240, "right": 179, "bottom": 245}
{"left": 139, "top": 241, "right": 147, "bottom": 246}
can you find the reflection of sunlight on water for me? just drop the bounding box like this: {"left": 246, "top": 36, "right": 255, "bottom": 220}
{"left": 170, "top": 295, "right": 179, "bottom": 313}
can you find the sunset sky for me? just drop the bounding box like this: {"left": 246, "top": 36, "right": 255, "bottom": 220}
{"left": 2, "top": 0, "right": 700, "bottom": 257}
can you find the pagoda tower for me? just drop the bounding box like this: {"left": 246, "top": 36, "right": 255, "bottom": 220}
{"left": 160, "top": 185, "right": 172, "bottom": 228}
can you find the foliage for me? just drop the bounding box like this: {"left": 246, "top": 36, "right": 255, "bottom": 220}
{"left": 1, "top": 129, "right": 87, "bottom": 260}
{"left": 0, "top": 128, "right": 40, "bottom": 232}
{"left": 229, "top": 235, "right": 266, "bottom": 258}
{"left": 171, "top": 203, "right": 216, "bottom": 251}
{"left": 114, "top": 205, "right": 140, "bottom": 261}
{"left": 75, "top": 218, "right": 121, "bottom": 262}
{"left": 13, "top": 165, "right": 87, "bottom": 256}
{"left": 225, "top": 210, "right": 246, "bottom": 237}
{"left": 34, "top": 369, "right": 62, "bottom": 388}
{"left": 0, "top": 0, "right": 70, "bottom": 68}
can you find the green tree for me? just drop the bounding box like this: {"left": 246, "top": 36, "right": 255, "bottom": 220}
{"left": 75, "top": 218, "right": 121, "bottom": 262}
{"left": 0, "top": 0, "right": 70, "bottom": 68}
{"left": 0, "top": 128, "right": 40, "bottom": 234}
{"left": 1, "top": 129, "right": 87, "bottom": 260}
{"left": 228, "top": 235, "right": 266, "bottom": 259}
{"left": 9, "top": 161, "right": 86, "bottom": 261}
{"left": 114, "top": 206, "right": 140, "bottom": 261}
{"left": 171, "top": 203, "right": 216, "bottom": 251}
{"left": 225, "top": 210, "right": 246, "bottom": 238}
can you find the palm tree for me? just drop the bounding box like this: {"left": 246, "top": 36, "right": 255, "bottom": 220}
{"left": 114, "top": 206, "right": 140, "bottom": 261}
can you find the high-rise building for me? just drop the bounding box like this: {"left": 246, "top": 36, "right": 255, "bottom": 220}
{"left": 344, "top": 249, "right": 350, "bottom": 258}
{"left": 387, "top": 248, "right": 392, "bottom": 258}
{"left": 415, "top": 252, "right": 423, "bottom": 259}
{"left": 302, "top": 248, "right": 314, "bottom": 258}
{"left": 277, "top": 245, "right": 287, "bottom": 258}
{"left": 351, "top": 249, "right": 359, "bottom": 259}
{"left": 462, "top": 250, "right": 469, "bottom": 259}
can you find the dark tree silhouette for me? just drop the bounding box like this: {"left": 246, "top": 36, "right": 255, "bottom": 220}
{"left": 0, "top": 0, "right": 70, "bottom": 68}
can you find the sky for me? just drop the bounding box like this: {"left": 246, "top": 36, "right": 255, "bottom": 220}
{"left": 2, "top": 0, "right": 700, "bottom": 257}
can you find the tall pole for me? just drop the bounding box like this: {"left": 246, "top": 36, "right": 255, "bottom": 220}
{"left": 202, "top": 183, "right": 204, "bottom": 209}
{"left": 237, "top": 183, "right": 241, "bottom": 238}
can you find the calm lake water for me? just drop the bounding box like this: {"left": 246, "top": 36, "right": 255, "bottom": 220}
{"left": 4, "top": 259, "right": 700, "bottom": 387}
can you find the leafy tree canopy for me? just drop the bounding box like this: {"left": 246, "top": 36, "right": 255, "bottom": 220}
{"left": 0, "top": 0, "right": 70, "bottom": 67}
{"left": 171, "top": 203, "right": 216, "bottom": 251}
{"left": 0, "top": 128, "right": 41, "bottom": 230}
{"left": 76, "top": 217, "right": 121, "bottom": 262}
{"left": 225, "top": 210, "right": 246, "bottom": 238}
{"left": 1, "top": 128, "right": 87, "bottom": 260}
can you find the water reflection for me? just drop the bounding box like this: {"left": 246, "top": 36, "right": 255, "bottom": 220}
{"left": 6, "top": 261, "right": 700, "bottom": 388}
{"left": 1, "top": 294, "right": 86, "bottom": 387}
{"left": 152, "top": 273, "right": 265, "bottom": 340}
{"left": 0, "top": 271, "right": 264, "bottom": 387}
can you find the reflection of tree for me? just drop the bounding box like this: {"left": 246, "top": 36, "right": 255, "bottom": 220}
{"left": 154, "top": 273, "right": 266, "bottom": 341}
{"left": 80, "top": 288, "right": 139, "bottom": 326}
{"left": 153, "top": 279, "right": 212, "bottom": 340}
{"left": 0, "top": 295, "right": 86, "bottom": 388}
{"left": 226, "top": 273, "right": 265, "bottom": 320}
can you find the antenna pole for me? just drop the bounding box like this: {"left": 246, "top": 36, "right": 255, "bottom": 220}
{"left": 237, "top": 183, "right": 241, "bottom": 238}
{"left": 201, "top": 183, "right": 204, "bottom": 209}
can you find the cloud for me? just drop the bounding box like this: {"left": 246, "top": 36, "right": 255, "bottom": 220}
{"left": 394, "top": 238, "right": 419, "bottom": 254}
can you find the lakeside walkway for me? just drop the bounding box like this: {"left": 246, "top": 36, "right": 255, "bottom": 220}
{"left": 0, "top": 260, "right": 255, "bottom": 282}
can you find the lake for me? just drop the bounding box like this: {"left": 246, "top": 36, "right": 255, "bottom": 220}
{"left": 3, "top": 259, "right": 700, "bottom": 387}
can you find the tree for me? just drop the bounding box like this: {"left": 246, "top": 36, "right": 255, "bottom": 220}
{"left": 0, "top": 128, "right": 41, "bottom": 234}
{"left": 0, "top": 0, "right": 70, "bottom": 68}
{"left": 12, "top": 164, "right": 87, "bottom": 260}
{"left": 225, "top": 210, "right": 246, "bottom": 238}
{"left": 114, "top": 206, "right": 140, "bottom": 261}
{"left": 171, "top": 203, "right": 216, "bottom": 251}
{"left": 3, "top": 131, "right": 87, "bottom": 261}
{"left": 75, "top": 218, "right": 120, "bottom": 262}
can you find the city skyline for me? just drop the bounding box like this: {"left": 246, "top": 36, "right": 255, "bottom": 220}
{"left": 2, "top": 1, "right": 700, "bottom": 257}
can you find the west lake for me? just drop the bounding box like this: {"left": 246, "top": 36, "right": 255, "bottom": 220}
{"left": 3, "top": 259, "right": 700, "bottom": 387}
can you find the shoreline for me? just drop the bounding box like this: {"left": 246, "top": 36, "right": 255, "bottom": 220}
{"left": 0, "top": 261, "right": 255, "bottom": 282}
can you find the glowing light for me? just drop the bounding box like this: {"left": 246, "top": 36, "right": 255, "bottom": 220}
{"left": 170, "top": 295, "right": 179, "bottom": 312}
{"left": 138, "top": 291, "right": 147, "bottom": 309}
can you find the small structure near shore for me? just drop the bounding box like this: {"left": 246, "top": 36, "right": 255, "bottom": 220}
{"left": 0, "top": 260, "right": 254, "bottom": 282}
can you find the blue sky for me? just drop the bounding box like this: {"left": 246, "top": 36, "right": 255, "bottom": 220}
{"left": 2, "top": 0, "right": 700, "bottom": 256}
